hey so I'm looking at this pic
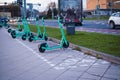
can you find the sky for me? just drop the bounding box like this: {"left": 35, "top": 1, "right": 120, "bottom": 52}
{"left": 0, "top": 0, "right": 86, "bottom": 11}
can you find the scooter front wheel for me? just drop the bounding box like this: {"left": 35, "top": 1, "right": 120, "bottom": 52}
{"left": 38, "top": 43, "right": 47, "bottom": 53}
{"left": 63, "top": 41, "right": 69, "bottom": 48}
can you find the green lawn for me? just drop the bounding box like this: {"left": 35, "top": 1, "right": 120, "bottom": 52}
{"left": 16, "top": 25, "right": 120, "bottom": 57}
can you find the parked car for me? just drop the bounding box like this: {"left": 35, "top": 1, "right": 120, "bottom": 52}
{"left": 108, "top": 12, "right": 120, "bottom": 29}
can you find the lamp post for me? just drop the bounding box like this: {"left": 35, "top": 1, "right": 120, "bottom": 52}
{"left": 17, "top": 0, "right": 23, "bottom": 17}
{"left": 51, "top": 3, "right": 54, "bottom": 19}
{"left": 36, "top": 4, "right": 41, "bottom": 18}
{"left": 4, "top": 2, "right": 7, "bottom": 17}
{"left": 27, "top": 3, "right": 41, "bottom": 19}
{"left": 97, "top": 0, "right": 100, "bottom": 14}
{"left": 110, "top": 0, "right": 113, "bottom": 15}
{"left": 80, "top": 0, "right": 83, "bottom": 22}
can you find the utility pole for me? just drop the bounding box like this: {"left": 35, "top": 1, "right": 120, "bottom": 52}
{"left": 96, "top": 0, "right": 100, "bottom": 20}
{"left": 23, "top": 0, "right": 26, "bottom": 18}
{"left": 80, "top": 0, "right": 83, "bottom": 22}
{"left": 4, "top": 2, "right": 7, "bottom": 17}
{"left": 50, "top": 0, "right": 55, "bottom": 19}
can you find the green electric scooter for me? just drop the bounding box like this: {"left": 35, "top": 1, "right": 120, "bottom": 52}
{"left": 28, "top": 17, "right": 48, "bottom": 42}
{"left": 0, "top": 18, "right": 10, "bottom": 29}
{"left": 8, "top": 21, "right": 22, "bottom": 33}
{"left": 4, "top": 21, "right": 10, "bottom": 29}
{"left": 11, "top": 18, "right": 33, "bottom": 40}
{"left": 38, "top": 17, "right": 69, "bottom": 53}
{"left": 0, "top": 20, "right": 3, "bottom": 28}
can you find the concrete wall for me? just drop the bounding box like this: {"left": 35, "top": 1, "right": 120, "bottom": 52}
{"left": 0, "top": 12, "right": 11, "bottom": 17}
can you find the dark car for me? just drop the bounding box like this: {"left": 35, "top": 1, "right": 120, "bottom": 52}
{"left": 64, "top": 16, "right": 82, "bottom": 26}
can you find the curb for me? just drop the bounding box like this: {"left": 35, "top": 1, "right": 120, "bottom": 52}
{"left": 49, "top": 37, "right": 120, "bottom": 65}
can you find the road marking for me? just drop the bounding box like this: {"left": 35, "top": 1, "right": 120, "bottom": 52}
{"left": 15, "top": 39, "right": 87, "bottom": 70}
{"left": 80, "top": 64, "right": 89, "bottom": 67}
{"left": 54, "top": 67, "right": 65, "bottom": 70}
{"left": 15, "top": 39, "right": 58, "bottom": 69}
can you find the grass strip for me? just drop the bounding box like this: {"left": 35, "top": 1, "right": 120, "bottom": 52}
{"left": 15, "top": 24, "right": 120, "bottom": 57}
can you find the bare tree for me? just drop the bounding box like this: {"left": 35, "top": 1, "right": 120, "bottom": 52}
{"left": 46, "top": 2, "right": 58, "bottom": 19}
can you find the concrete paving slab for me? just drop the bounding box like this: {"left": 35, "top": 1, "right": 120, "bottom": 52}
{"left": 103, "top": 67, "right": 120, "bottom": 80}
{"left": 79, "top": 73, "right": 101, "bottom": 80}
{"left": 10, "top": 64, "right": 52, "bottom": 80}
{"left": 33, "top": 69, "right": 67, "bottom": 80}
{"left": 56, "top": 70, "right": 82, "bottom": 80}
{"left": 87, "top": 67, "right": 107, "bottom": 76}
{"left": 92, "top": 59, "right": 111, "bottom": 69}
{"left": 101, "top": 77, "right": 115, "bottom": 80}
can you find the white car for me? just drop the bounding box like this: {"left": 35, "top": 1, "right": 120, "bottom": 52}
{"left": 108, "top": 12, "right": 120, "bottom": 29}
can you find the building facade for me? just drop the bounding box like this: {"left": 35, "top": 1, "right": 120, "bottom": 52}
{"left": 0, "top": 5, "right": 21, "bottom": 17}
{"left": 86, "top": 0, "right": 120, "bottom": 15}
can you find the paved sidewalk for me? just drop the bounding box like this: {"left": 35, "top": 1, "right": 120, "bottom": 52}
{"left": 0, "top": 28, "right": 120, "bottom": 80}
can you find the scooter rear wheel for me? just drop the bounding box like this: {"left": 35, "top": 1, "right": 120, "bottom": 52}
{"left": 22, "top": 34, "right": 26, "bottom": 40}
{"left": 7, "top": 25, "right": 10, "bottom": 28}
{"left": 18, "top": 28, "right": 22, "bottom": 31}
{"left": 5, "top": 25, "right": 10, "bottom": 29}
{"left": 38, "top": 43, "right": 47, "bottom": 53}
{"left": 38, "top": 34, "right": 43, "bottom": 38}
{"left": 63, "top": 41, "right": 69, "bottom": 48}
{"left": 29, "top": 35, "right": 34, "bottom": 42}
{"left": 28, "top": 32, "right": 34, "bottom": 36}
{"left": 44, "top": 35, "right": 48, "bottom": 41}
{"left": 0, "top": 25, "right": 2, "bottom": 28}
{"left": 8, "top": 29, "right": 12, "bottom": 33}
{"left": 11, "top": 30, "right": 16, "bottom": 38}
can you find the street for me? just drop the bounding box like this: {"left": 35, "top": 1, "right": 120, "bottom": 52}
{"left": 30, "top": 20, "right": 120, "bottom": 35}
{"left": 0, "top": 27, "right": 120, "bottom": 80}
{"left": 30, "top": 20, "right": 109, "bottom": 29}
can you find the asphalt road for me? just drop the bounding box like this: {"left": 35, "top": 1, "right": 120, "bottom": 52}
{"left": 31, "top": 20, "right": 109, "bottom": 29}
{"left": 0, "top": 28, "right": 120, "bottom": 80}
